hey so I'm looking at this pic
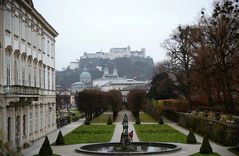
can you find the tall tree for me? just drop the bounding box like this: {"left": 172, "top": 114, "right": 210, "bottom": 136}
{"left": 200, "top": 0, "right": 239, "bottom": 109}
{"left": 148, "top": 72, "right": 177, "bottom": 100}
{"left": 127, "top": 90, "right": 146, "bottom": 118}
{"left": 164, "top": 25, "right": 194, "bottom": 104}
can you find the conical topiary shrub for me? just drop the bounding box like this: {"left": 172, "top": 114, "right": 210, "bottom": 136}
{"left": 158, "top": 116, "right": 164, "bottom": 124}
{"left": 186, "top": 129, "right": 197, "bottom": 144}
{"left": 55, "top": 130, "right": 65, "bottom": 145}
{"left": 200, "top": 135, "right": 213, "bottom": 154}
{"left": 107, "top": 116, "right": 113, "bottom": 125}
{"left": 39, "top": 136, "right": 53, "bottom": 155}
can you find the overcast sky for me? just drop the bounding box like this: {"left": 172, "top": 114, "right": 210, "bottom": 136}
{"left": 33, "top": 0, "right": 213, "bottom": 70}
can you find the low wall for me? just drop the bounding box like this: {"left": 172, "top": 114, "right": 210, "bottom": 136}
{"left": 178, "top": 113, "right": 239, "bottom": 146}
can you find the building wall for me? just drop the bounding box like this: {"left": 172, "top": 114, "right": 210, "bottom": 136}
{"left": 0, "top": 0, "right": 58, "bottom": 149}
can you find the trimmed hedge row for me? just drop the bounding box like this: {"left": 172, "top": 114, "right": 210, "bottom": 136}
{"left": 178, "top": 113, "right": 239, "bottom": 146}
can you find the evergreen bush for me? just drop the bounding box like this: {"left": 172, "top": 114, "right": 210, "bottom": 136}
{"left": 107, "top": 116, "right": 113, "bottom": 125}
{"left": 200, "top": 135, "right": 213, "bottom": 154}
{"left": 186, "top": 129, "right": 197, "bottom": 144}
{"left": 84, "top": 117, "right": 91, "bottom": 125}
{"left": 39, "top": 136, "right": 53, "bottom": 155}
{"left": 55, "top": 130, "right": 65, "bottom": 145}
{"left": 158, "top": 116, "right": 164, "bottom": 124}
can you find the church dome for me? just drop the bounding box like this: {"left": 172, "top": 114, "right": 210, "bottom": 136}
{"left": 80, "top": 71, "right": 91, "bottom": 83}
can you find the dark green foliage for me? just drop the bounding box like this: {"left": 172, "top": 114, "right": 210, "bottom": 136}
{"left": 200, "top": 136, "right": 213, "bottom": 154}
{"left": 67, "top": 116, "right": 71, "bottom": 124}
{"left": 84, "top": 118, "right": 91, "bottom": 125}
{"left": 158, "top": 116, "right": 164, "bottom": 124}
{"left": 55, "top": 131, "right": 65, "bottom": 145}
{"left": 39, "top": 136, "right": 53, "bottom": 155}
{"left": 147, "top": 72, "right": 177, "bottom": 100}
{"left": 107, "top": 116, "right": 113, "bottom": 125}
{"left": 135, "top": 116, "right": 141, "bottom": 124}
{"left": 186, "top": 129, "right": 197, "bottom": 144}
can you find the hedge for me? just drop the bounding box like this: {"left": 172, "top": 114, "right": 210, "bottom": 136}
{"left": 178, "top": 113, "right": 239, "bottom": 146}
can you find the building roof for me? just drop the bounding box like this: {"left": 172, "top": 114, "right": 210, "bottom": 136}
{"left": 72, "top": 82, "right": 85, "bottom": 86}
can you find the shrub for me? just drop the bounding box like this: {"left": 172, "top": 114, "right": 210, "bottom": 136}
{"left": 39, "top": 136, "right": 53, "bottom": 155}
{"left": 107, "top": 116, "right": 113, "bottom": 125}
{"left": 158, "top": 116, "right": 164, "bottom": 124}
{"left": 200, "top": 135, "right": 213, "bottom": 154}
{"left": 186, "top": 129, "right": 197, "bottom": 144}
{"left": 135, "top": 116, "right": 141, "bottom": 124}
{"left": 84, "top": 117, "right": 91, "bottom": 125}
{"left": 55, "top": 130, "right": 65, "bottom": 145}
{"left": 67, "top": 116, "right": 71, "bottom": 124}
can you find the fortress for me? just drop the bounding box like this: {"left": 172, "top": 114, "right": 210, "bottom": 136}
{"left": 80, "top": 46, "right": 146, "bottom": 60}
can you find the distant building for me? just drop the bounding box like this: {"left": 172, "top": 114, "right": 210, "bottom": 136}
{"left": 71, "top": 67, "right": 92, "bottom": 93}
{"left": 80, "top": 46, "right": 146, "bottom": 60}
{"left": 0, "top": 0, "right": 58, "bottom": 149}
{"left": 69, "top": 61, "right": 78, "bottom": 70}
{"left": 93, "top": 66, "right": 148, "bottom": 101}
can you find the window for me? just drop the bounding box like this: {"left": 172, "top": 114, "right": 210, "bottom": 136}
{"left": 22, "top": 67, "right": 25, "bottom": 86}
{"left": 28, "top": 64, "right": 31, "bottom": 86}
{"left": 4, "top": 9, "right": 11, "bottom": 31}
{"left": 48, "top": 69, "right": 50, "bottom": 90}
{"left": 14, "top": 60, "right": 18, "bottom": 85}
{"left": 47, "top": 40, "right": 50, "bottom": 56}
{"left": 7, "top": 117, "right": 11, "bottom": 141}
{"left": 29, "top": 112, "right": 33, "bottom": 133}
{"left": 6, "top": 54, "right": 11, "bottom": 85}
{"left": 23, "top": 115, "right": 26, "bottom": 136}
{"left": 39, "top": 68, "right": 41, "bottom": 88}
{"left": 51, "top": 43, "right": 54, "bottom": 58}
{"left": 35, "top": 109, "right": 39, "bottom": 131}
{"left": 40, "top": 108, "right": 43, "bottom": 129}
{"left": 43, "top": 67, "right": 45, "bottom": 89}
{"left": 34, "top": 67, "right": 37, "bottom": 87}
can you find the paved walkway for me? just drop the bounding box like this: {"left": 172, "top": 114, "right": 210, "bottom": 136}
{"left": 111, "top": 109, "right": 139, "bottom": 142}
{"left": 22, "top": 118, "right": 85, "bottom": 156}
{"left": 22, "top": 110, "right": 236, "bottom": 156}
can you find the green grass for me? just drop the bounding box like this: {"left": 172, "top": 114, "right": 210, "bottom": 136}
{"left": 190, "top": 152, "right": 221, "bottom": 156}
{"left": 63, "top": 125, "right": 115, "bottom": 144}
{"left": 70, "top": 110, "right": 81, "bottom": 117}
{"left": 134, "top": 124, "right": 187, "bottom": 143}
{"left": 139, "top": 112, "right": 157, "bottom": 122}
{"left": 91, "top": 113, "right": 113, "bottom": 123}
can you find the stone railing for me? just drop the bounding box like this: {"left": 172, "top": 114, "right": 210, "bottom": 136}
{"left": 3, "top": 85, "right": 40, "bottom": 95}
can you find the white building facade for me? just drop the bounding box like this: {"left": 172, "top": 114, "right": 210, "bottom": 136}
{"left": 0, "top": 0, "right": 58, "bottom": 149}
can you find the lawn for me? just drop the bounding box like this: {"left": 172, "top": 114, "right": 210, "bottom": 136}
{"left": 139, "top": 112, "right": 157, "bottom": 123}
{"left": 91, "top": 113, "right": 113, "bottom": 123}
{"left": 134, "top": 124, "right": 187, "bottom": 143}
{"left": 190, "top": 152, "right": 221, "bottom": 156}
{"left": 63, "top": 125, "right": 115, "bottom": 144}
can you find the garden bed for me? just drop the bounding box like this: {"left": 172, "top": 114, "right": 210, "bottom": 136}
{"left": 63, "top": 125, "right": 115, "bottom": 144}
{"left": 134, "top": 124, "right": 187, "bottom": 143}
